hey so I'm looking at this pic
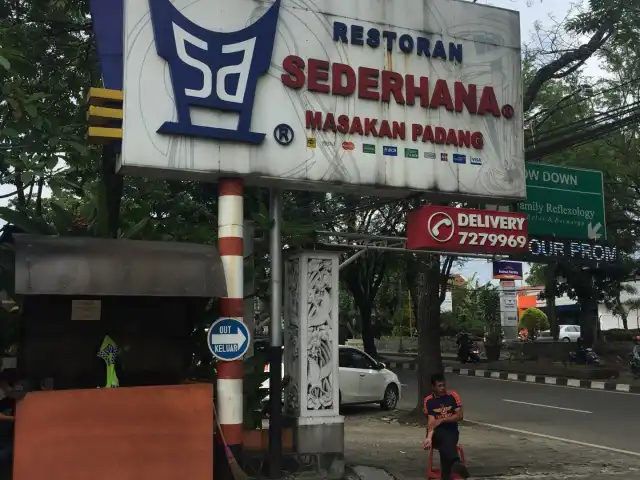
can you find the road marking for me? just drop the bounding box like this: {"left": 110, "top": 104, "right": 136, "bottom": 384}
{"left": 465, "top": 419, "right": 640, "bottom": 457}
{"left": 502, "top": 398, "right": 592, "bottom": 413}
{"left": 449, "top": 370, "right": 640, "bottom": 396}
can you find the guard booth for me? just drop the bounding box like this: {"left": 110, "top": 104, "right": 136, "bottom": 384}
{"left": 7, "top": 234, "right": 226, "bottom": 480}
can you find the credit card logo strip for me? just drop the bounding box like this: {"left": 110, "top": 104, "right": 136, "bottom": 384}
{"left": 452, "top": 153, "right": 466, "bottom": 164}
{"left": 383, "top": 146, "right": 398, "bottom": 156}
{"left": 404, "top": 148, "right": 419, "bottom": 159}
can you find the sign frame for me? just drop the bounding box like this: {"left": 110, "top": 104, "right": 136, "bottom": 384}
{"left": 519, "top": 163, "right": 606, "bottom": 240}
{"left": 407, "top": 205, "right": 528, "bottom": 254}
{"left": 207, "top": 317, "right": 251, "bottom": 361}
{"left": 510, "top": 235, "right": 618, "bottom": 267}
{"left": 493, "top": 261, "right": 523, "bottom": 280}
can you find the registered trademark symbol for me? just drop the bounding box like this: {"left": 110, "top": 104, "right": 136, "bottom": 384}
{"left": 274, "top": 124, "right": 294, "bottom": 146}
{"left": 501, "top": 104, "right": 514, "bottom": 119}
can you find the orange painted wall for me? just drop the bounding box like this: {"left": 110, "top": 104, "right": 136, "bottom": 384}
{"left": 13, "top": 383, "right": 213, "bottom": 480}
{"left": 518, "top": 295, "right": 537, "bottom": 319}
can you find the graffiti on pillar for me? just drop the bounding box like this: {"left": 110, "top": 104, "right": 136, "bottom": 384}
{"left": 284, "top": 258, "right": 300, "bottom": 415}
{"left": 306, "top": 257, "right": 334, "bottom": 410}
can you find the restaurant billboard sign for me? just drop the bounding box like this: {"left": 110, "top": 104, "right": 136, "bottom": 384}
{"left": 118, "top": 0, "right": 524, "bottom": 199}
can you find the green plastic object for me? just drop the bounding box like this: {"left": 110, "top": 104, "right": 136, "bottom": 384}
{"left": 97, "top": 335, "right": 120, "bottom": 388}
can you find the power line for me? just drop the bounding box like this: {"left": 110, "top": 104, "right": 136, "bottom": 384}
{"left": 526, "top": 76, "right": 640, "bottom": 123}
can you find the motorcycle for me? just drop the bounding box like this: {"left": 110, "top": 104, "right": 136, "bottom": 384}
{"left": 569, "top": 347, "right": 600, "bottom": 365}
{"left": 457, "top": 342, "right": 481, "bottom": 364}
{"left": 630, "top": 353, "right": 640, "bottom": 378}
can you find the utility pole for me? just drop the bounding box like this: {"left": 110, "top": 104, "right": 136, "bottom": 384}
{"left": 268, "top": 189, "right": 283, "bottom": 478}
{"left": 546, "top": 265, "right": 558, "bottom": 340}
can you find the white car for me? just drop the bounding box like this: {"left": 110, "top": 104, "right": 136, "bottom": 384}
{"left": 262, "top": 345, "right": 401, "bottom": 410}
{"left": 538, "top": 325, "right": 582, "bottom": 342}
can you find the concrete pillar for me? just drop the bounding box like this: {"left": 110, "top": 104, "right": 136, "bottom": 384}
{"left": 500, "top": 280, "right": 518, "bottom": 340}
{"left": 283, "top": 251, "right": 344, "bottom": 479}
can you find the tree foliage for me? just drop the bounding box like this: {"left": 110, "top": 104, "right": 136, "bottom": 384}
{"left": 450, "top": 277, "right": 500, "bottom": 337}
{"left": 519, "top": 307, "right": 550, "bottom": 334}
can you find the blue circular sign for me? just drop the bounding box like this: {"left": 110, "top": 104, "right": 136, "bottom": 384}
{"left": 207, "top": 318, "right": 250, "bottom": 361}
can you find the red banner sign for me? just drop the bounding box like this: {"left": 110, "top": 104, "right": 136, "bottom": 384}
{"left": 407, "top": 206, "right": 528, "bottom": 254}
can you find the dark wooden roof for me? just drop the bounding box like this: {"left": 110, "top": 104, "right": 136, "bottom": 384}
{"left": 13, "top": 234, "right": 226, "bottom": 297}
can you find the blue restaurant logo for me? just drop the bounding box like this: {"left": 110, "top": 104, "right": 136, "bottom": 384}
{"left": 148, "top": 0, "right": 281, "bottom": 144}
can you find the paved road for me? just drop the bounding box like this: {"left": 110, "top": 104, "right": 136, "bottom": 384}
{"left": 395, "top": 368, "right": 640, "bottom": 454}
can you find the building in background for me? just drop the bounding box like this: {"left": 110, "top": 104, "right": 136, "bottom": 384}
{"left": 517, "top": 282, "right": 640, "bottom": 331}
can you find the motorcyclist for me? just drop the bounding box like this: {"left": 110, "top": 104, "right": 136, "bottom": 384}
{"left": 456, "top": 332, "right": 471, "bottom": 361}
{"left": 456, "top": 333, "right": 471, "bottom": 362}
{"left": 631, "top": 336, "right": 640, "bottom": 375}
{"left": 574, "top": 336, "right": 587, "bottom": 364}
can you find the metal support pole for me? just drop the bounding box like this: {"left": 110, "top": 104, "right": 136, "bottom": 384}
{"left": 316, "top": 242, "right": 508, "bottom": 260}
{"left": 268, "top": 188, "right": 283, "bottom": 478}
{"left": 339, "top": 248, "right": 367, "bottom": 270}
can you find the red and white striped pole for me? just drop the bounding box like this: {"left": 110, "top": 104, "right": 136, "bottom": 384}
{"left": 217, "top": 178, "right": 244, "bottom": 473}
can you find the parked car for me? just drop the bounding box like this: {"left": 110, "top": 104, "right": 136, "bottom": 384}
{"left": 262, "top": 345, "right": 401, "bottom": 410}
{"left": 538, "top": 325, "right": 581, "bottom": 342}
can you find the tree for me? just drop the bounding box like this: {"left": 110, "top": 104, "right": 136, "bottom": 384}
{"left": 519, "top": 308, "right": 550, "bottom": 337}
{"left": 1, "top": 0, "right": 100, "bottom": 217}
{"left": 405, "top": 253, "right": 455, "bottom": 412}
{"left": 623, "top": 298, "right": 640, "bottom": 331}
{"left": 450, "top": 276, "right": 500, "bottom": 337}
{"left": 374, "top": 267, "right": 411, "bottom": 337}
{"left": 526, "top": 264, "right": 546, "bottom": 286}
{"left": 328, "top": 197, "right": 407, "bottom": 357}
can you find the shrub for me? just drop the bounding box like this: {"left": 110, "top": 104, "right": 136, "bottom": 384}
{"left": 518, "top": 307, "right": 549, "bottom": 334}
{"left": 602, "top": 328, "right": 640, "bottom": 342}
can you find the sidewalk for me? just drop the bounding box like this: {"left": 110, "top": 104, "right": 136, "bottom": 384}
{"left": 344, "top": 413, "right": 640, "bottom": 479}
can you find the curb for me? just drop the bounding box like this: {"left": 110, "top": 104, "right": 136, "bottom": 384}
{"left": 386, "top": 361, "right": 418, "bottom": 370}
{"left": 444, "top": 366, "right": 640, "bottom": 393}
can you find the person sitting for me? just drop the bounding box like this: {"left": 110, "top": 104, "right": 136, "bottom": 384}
{"left": 423, "top": 373, "right": 469, "bottom": 479}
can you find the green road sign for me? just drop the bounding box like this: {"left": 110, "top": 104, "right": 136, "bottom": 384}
{"left": 519, "top": 163, "right": 606, "bottom": 240}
